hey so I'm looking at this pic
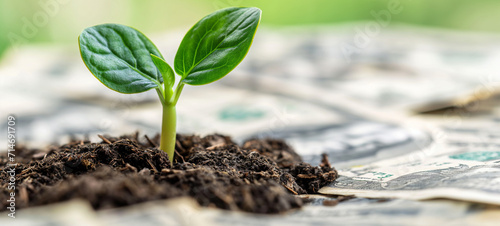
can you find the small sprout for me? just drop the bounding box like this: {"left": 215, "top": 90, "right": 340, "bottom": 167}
{"left": 79, "top": 7, "right": 262, "bottom": 165}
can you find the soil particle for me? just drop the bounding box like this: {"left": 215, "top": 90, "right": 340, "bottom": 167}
{"left": 1, "top": 133, "right": 338, "bottom": 214}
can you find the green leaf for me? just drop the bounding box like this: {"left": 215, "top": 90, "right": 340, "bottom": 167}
{"left": 151, "top": 54, "right": 175, "bottom": 90}
{"left": 79, "top": 23, "right": 164, "bottom": 93}
{"left": 174, "top": 7, "right": 261, "bottom": 85}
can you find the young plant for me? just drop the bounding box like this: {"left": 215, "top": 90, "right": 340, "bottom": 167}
{"left": 79, "top": 7, "right": 261, "bottom": 164}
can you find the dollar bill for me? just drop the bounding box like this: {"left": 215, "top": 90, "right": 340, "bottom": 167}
{"left": 319, "top": 116, "right": 500, "bottom": 206}
{"left": 219, "top": 70, "right": 433, "bottom": 169}
{"left": 205, "top": 198, "right": 500, "bottom": 226}
{"left": 3, "top": 195, "right": 498, "bottom": 226}
{"left": 0, "top": 199, "right": 101, "bottom": 226}
{"left": 98, "top": 198, "right": 208, "bottom": 226}
{"left": 0, "top": 198, "right": 204, "bottom": 226}
{"left": 232, "top": 25, "right": 500, "bottom": 113}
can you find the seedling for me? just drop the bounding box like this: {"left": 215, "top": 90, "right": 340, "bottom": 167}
{"left": 79, "top": 7, "right": 261, "bottom": 164}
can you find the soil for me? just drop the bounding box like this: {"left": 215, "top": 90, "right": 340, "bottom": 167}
{"left": 0, "top": 133, "right": 338, "bottom": 214}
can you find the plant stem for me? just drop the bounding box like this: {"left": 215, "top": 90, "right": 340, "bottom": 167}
{"left": 171, "top": 82, "right": 185, "bottom": 105}
{"left": 160, "top": 103, "right": 176, "bottom": 167}
{"left": 155, "top": 88, "right": 165, "bottom": 105}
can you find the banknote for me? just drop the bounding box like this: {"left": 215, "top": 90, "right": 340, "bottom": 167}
{"left": 245, "top": 121, "right": 430, "bottom": 169}
{"left": 319, "top": 116, "right": 500, "bottom": 206}
{"left": 206, "top": 198, "right": 500, "bottom": 226}
{"left": 0, "top": 198, "right": 203, "bottom": 226}
{"left": 3, "top": 195, "right": 498, "bottom": 226}
{"left": 0, "top": 199, "right": 101, "bottom": 226}
{"left": 231, "top": 25, "right": 500, "bottom": 113}
{"left": 219, "top": 72, "right": 434, "bottom": 169}
{"left": 98, "top": 198, "right": 208, "bottom": 226}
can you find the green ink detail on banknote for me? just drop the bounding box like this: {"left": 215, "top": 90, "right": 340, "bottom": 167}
{"left": 449, "top": 151, "right": 500, "bottom": 162}
{"left": 370, "top": 171, "right": 393, "bottom": 179}
{"left": 219, "top": 106, "right": 266, "bottom": 121}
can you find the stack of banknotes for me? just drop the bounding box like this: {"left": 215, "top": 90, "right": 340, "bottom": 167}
{"left": 1, "top": 24, "right": 500, "bottom": 225}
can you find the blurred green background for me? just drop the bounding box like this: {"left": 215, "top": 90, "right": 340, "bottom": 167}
{"left": 0, "top": 0, "right": 498, "bottom": 58}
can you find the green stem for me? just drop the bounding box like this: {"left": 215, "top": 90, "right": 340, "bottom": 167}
{"left": 155, "top": 88, "right": 165, "bottom": 105}
{"left": 160, "top": 80, "right": 184, "bottom": 166}
{"left": 171, "top": 82, "right": 185, "bottom": 105}
{"left": 160, "top": 103, "right": 176, "bottom": 167}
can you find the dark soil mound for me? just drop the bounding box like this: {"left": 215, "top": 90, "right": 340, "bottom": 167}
{"left": 0, "top": 133, "right": 337, "bottom": 213}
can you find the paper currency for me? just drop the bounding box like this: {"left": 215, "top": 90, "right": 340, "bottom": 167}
{"left": 0, "top": 199, "right": 101, "bottom": 226}
{"left": 98, "top": 198, "right": 208, "bottom": 226}
{"left": 319, "top": 116, "right": 500, "bottom": 206}
{"left": 245, "top": 121, "right": 430, "bottom": 169}
{"left": 3, "top": 24, "right": 500, "bottom": 223}
{"left": 3, "top": 195, "right": 498, "bottom": 226}
{"left": 0, "top": 198, "right": 205, "bottom": 226}
{"left": 220, "top": 67, "right": 433, "bottom": 169}
{"left": 206, "top": 198, "right": 500, "bottom": 226}
{"left": 237, "top": 25, "right": 500, "bottom": 111}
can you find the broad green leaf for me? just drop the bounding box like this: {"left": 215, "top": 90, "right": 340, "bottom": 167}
{"left": 151, "top": 54, "right": 175, "bottom": 90}
{"left": 79, "top": 24, "right": 164, "bottom": 93}
{"left": 174, "top": 7, "right": 261, "bottom": 85}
